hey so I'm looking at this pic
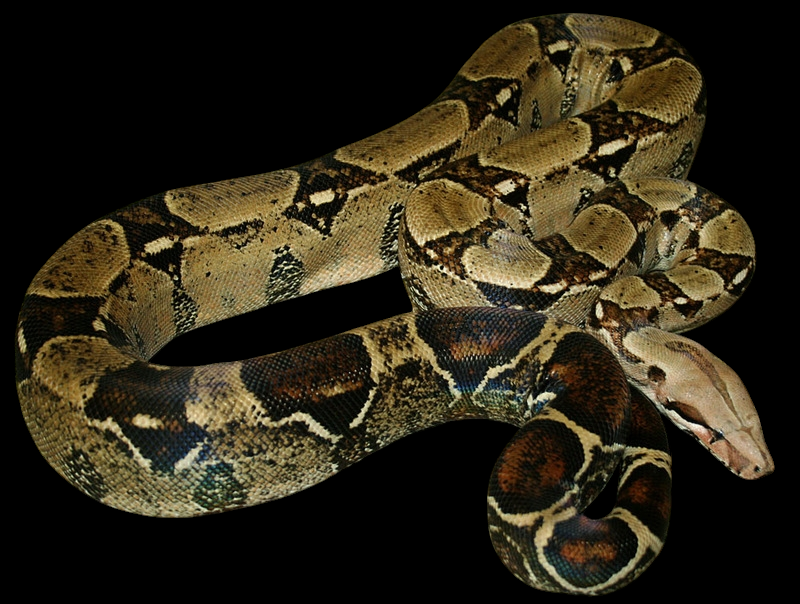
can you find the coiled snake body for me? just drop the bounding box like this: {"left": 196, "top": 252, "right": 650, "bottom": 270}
{"left": 16, "top": 14, "right": 773, "bottom": 595}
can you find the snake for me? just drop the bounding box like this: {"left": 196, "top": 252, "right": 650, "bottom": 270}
{"left": 15, "top": 14, "right": 774, "bottom": 595}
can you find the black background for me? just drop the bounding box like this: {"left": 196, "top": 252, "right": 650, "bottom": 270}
{"left": 11, "top": 8, "right": 784, "bottom": 598}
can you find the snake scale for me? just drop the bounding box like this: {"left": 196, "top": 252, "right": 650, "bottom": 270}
{"left": 15, "top": 14, "right": 774, "bottom": 595}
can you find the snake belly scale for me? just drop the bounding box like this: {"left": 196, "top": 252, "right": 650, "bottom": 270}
{"left": 15, "top": 14, "right": 772, "bottom": 595}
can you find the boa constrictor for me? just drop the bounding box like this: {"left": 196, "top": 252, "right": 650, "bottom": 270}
{"left": 16, "top": 14, "right": 773, "bottom": 595}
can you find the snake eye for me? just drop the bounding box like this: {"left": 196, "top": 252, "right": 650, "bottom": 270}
{"left": 709, "top": 428, "right": 725, "bottom": 444}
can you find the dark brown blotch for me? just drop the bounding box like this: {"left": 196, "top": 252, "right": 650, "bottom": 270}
{"left": 415, "top": 308, "right": 547, "bottom": 392}
{"left": 544, "top": 515, "right": 638, "bottom": 589}
{"left": 284, "top": 153, "right": 387, "bottom": 236}
{"left": 84, "top": 361, "right": 204, "bottom": 473}
{"left": 239, "top": 333, "right": 375, "bottom": 436}
{"left": 436, "top": 74, "right": 522, "bottom": 130}
{"left": 490, "top": 419, "right": 583, "bottom": 513}
{"left": 546, "top": 332, "right": 629, "bottom": 445}
{"left": 16, "top": 294, "right": 105, "bottom": 381}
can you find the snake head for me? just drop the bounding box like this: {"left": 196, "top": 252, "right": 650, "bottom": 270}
{"left": 615, "top": 328, "right": 774, "bottom": 479}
